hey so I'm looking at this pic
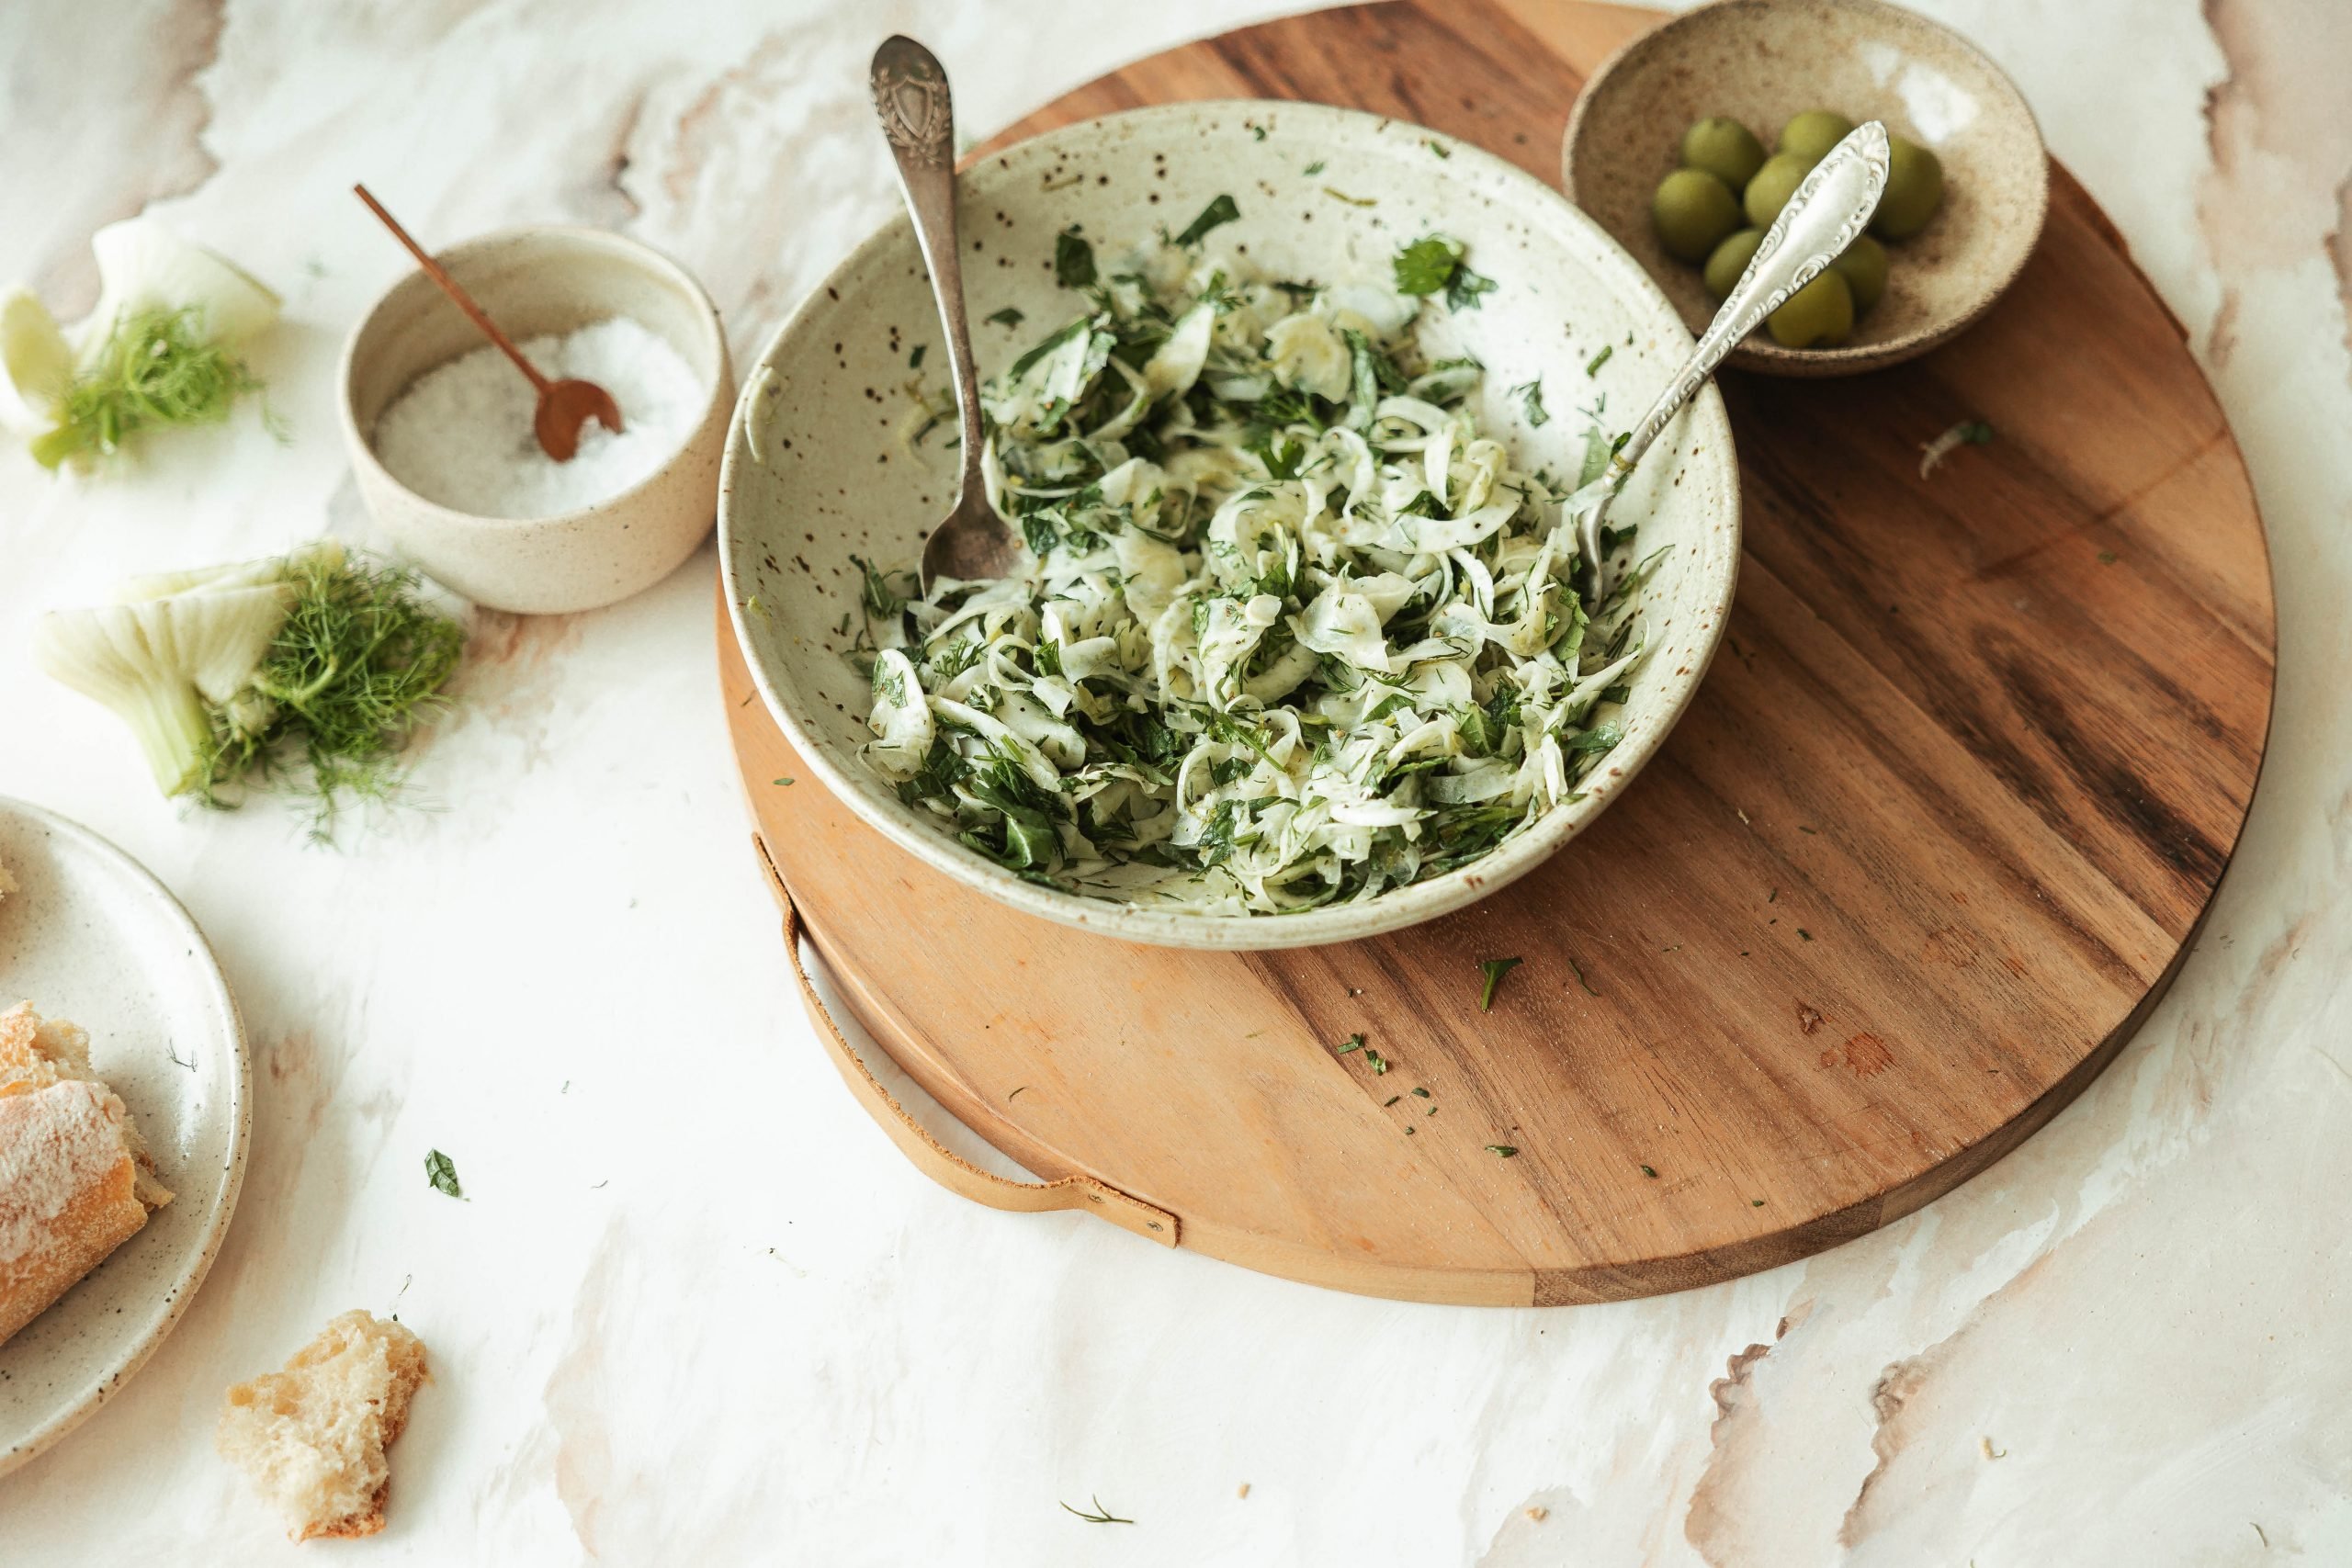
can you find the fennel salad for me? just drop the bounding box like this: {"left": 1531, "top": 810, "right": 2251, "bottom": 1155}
{"left": 854, "top": 209, "right": 1663, "bottom": 917}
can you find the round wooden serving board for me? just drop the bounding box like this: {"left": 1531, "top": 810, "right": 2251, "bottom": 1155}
{"left": 719, "top": 0, "right": 2274, "bottom": 1304}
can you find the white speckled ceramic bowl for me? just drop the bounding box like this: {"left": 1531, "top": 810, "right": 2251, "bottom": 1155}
{"left": 721, "top": 101, "right": 1739, "bottom": 951}
{"left": 340, "top": 226, "right": 733, "bottom": 615}
{"left": 0, "top": 798, "right": 248, "bottom": 1476}
{"left": 1563, "top": 0, "right": 2049, "bottom": 376}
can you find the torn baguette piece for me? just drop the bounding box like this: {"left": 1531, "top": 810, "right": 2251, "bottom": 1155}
{"left": 0, "top": 1001, "right": 174, "bottom": 1348}
{"left": 219, "top": 1311, "right": 429, "bottom": 1540}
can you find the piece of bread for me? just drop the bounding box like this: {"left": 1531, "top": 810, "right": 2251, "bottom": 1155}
{"left": 219, "top": 1311, "right": 429, "bottom": 1540}
{"left": 0, "top": 1002, "right": 174, "bottom": 1348}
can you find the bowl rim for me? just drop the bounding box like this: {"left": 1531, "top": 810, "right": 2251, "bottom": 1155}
{"left": 335, "top": 222, "right": 729, "bottom": 528}
{"left": 720, "top": 97, "right": 1741, "bottom": 952}
{"left": 1561, "top": 0, "right": 2051, "bottom": 376}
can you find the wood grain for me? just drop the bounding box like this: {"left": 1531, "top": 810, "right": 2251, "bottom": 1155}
{"left": 718, "top": 0, "right": 2273, "bottom": 1303}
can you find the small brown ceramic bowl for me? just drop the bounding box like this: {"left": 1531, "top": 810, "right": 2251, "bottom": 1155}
{"left": 1563, "top": 0, "right": 2048, "bottom": 377}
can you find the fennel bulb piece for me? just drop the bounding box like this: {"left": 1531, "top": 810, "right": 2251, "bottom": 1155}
{"left": 81, "top": 219, "right": 279, "bottom": 361}
{"left": 35, "top": 586, "right": 292, "bottom": 795}
{"left": 0, "top": 288, "right": 73, "bottom": 434}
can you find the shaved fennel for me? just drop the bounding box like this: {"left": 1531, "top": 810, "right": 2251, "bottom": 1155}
{"left": 855, "top": 224, "right": 1663, "bottom": 915}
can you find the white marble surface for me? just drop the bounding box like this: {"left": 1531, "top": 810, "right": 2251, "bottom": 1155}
{"left": 1, "top": 0, "right": 2347, "bottom": 1561}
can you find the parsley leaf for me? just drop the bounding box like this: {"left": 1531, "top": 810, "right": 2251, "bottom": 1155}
{"left": 1174, "top": 193, "right": 1240, "bottom": 247}
{"left": 1393, "top": 235, "right": 1464, "bottom": 296}
{"left": 424, "top": 1148, "right": 464, "bottom": 1199}
{"left": 1477, "top": 955, "right": 1523, "bottom": 1010}
{"left": 985, "top": 306, "right": 1024, "bottom": 328}
{"left": 1394, "top": 233, "right": 1496, "bottom": 310}
{"left": 1513, "top": 378, "right": 1549, "bottom": 427}
{"left": 1055, "top": 226, "right": 1096, "bottom": 288}
{"left": 1445, "top": 265, "right": 1497, "bottom": 311}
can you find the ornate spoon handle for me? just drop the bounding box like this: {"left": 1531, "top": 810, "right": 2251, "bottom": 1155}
{"left": 1611, "top": 120, "right": 1891, "bottom": 480}
{"left": 870, "top": 36, "right": 985, "bottom": 505}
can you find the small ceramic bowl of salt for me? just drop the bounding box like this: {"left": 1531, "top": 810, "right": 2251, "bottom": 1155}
{"left": 339, "top": 227, "right": 731, "bottom": 615}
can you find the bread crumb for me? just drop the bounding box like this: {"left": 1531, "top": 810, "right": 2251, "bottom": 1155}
{"left": 1526, "top": 1506, "right": 1549, "bottom": 1522}
{"left": 1236, "top": 1483, "right": 1250, "bottom": 1499}
{"left": 219, "top": 1311, "right": 428, "bottom": 1540}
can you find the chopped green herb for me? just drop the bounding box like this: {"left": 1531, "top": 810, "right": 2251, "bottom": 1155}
{"left": 1411, "top": 1087, "right": 1431, "bottom": 1099}
{"left": 771, "top": 776, "right": 795, "bottom": 786}
{"left": 1303, "top": 160, "right": 1326, "bottom": 175}
{"left": 1640, "top": 1163, "right": 1658, "bottom": 1179}
{"left": 1477, "top": 955, "right": 1524, "bottom": 1010}
{"left": 908, "top": 344, "right": 926, "bottom": 368}
{"left": 1388, "top": 243, "right": 1455, "bottom": 299}
{"left": 1585, "top": 344, "right": 1613, "bottom": 377}
{"left": 1383, "top": 1095, "right": 1400, "bottom": 1106}
{"left": 1513, "top": 378, "right": 1549, "bottom": 427}
{"left": 850, "top": 554, "right": 907, "bottom": 618}
{"left": 1174, "top": 193, "right": 1241, "bottom": 247}
{"left": 1751, "top": 1198, "right": 1767, "bottom": 1207}
{"left": 1486, "top": 1145, "right": 1518, "bottom": 1157}
{"left": 424, "top": 1148, "right": 463, "bottom": 1199}
{"left": 1365, "top": 1048, "right": 1389, "bottom": 1075}
{"left": 1251, "top": 125, "right": 1268, "bottom": 141}
{"left": 1566, "top": 956, "right": 1600, "bottom": 997}
{"left": 985, "top": 306, "right": 1025, "bottom": 328}
{"left": 1323, "top": 186, "right": 1377, "bottom": 207}
{"left": 1799, "top": 929, "right": 1814, "bottom": 941}
{"left": 1425, "top": 139, "right": 1451, "bottom": 158}
{"left": 1060, "top": 1496, "right": 1135, "bottom": 1525}
{"left": 1055, "top": 227, "right": 1096, "bottom": 288}
{"left": 2098, "top": 548, "right": 2119, "bottom": 564}
{"left": 1335, "top": 1032, "right": 1365, "bottom": 1055}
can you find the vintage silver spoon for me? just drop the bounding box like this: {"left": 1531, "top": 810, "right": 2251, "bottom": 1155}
{"left": 869, "top": 36, "right": 1017, "bottom": 593}
{"left": 1578, "top": 120, "right": 1890, "bottom": 596}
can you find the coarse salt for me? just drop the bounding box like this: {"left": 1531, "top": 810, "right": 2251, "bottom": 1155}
{"left": 372, "top": 316, "right": 702, "bottom": 520}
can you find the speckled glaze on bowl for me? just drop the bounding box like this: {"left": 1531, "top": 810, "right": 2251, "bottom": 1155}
{"left": 721, "top": 101, "right": 1739, "bottom": 952}
{"left": 340, "top": 226, "right": 733, "bottom": 615}
{"left": 1564, "top": 0, "right": 2048, "bottom": 377}
{"left": 0, "top": 798, "right": 248, "bottom": 1477}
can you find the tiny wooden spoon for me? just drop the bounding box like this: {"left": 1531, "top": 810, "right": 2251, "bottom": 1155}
{"left": 353, "top": 184, "right": 623, "bottom": 461}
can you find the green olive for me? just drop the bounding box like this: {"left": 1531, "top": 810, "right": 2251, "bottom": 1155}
{"left": 1828, "top": 234, "right": 1889, "bottom": 313}
{"left": 1779, "top": 109, "right": 1856, "bottom": 161}
{"left": 1766, "top": 269, "right": 1855, "bottom": 349}
{"left": 1679, "top": 116, "right": 1767, "bottom": 190}
{"left": 1743, "top": 152, "right": 1817, "bottom": 227}
{"left": 1871, "top": 135, "right": 1944, "bottom": 239}
{"left": 1702, "top": 228, "right": 1766, "bottom": 299}
{"left": 1652, "top": 168, "right": 1741, "bottom": 263}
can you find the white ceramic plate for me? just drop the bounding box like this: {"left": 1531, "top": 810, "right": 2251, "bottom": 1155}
{"left": 722, "top": 101, "right": 1740, "bottom": 951}
{"left": 0, "top": 799, "right": 248, "bottom": 1476}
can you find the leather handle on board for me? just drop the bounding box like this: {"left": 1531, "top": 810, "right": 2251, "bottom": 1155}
{"left": 751, "top": 834, "right": 1179, "bottom": 1247}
